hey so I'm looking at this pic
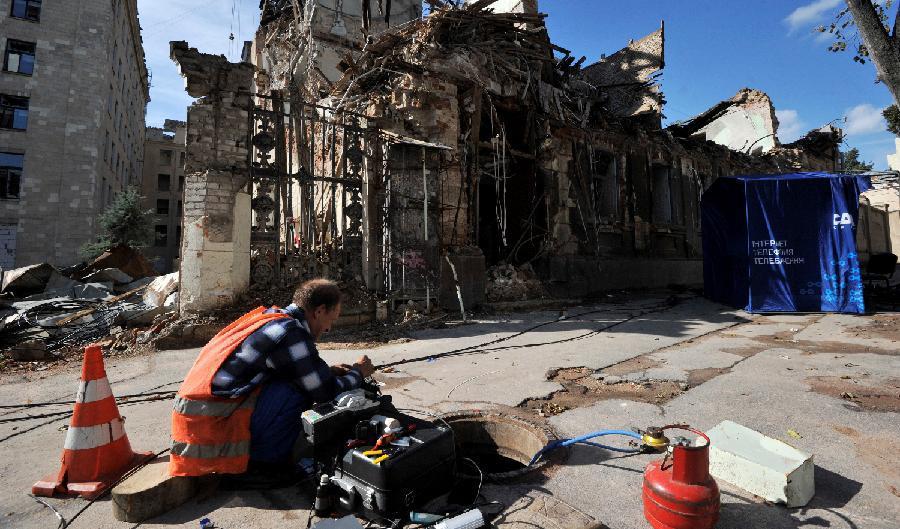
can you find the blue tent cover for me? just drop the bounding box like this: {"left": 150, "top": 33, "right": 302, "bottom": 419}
{"left": 701, "top": 172, "right": 871, "bottom": 313}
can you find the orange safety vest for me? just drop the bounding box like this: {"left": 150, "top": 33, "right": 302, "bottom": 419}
{"left": 169, "top": 307, "right": 292, "bottom": 477}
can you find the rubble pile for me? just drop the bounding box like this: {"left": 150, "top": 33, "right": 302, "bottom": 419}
{"left": 329, "top": 3, "right": 574, "bottom": 117}
{"left": 0, "top": 247, "right": 179, "bottom": 365}
{"left": 485, "top": 263, "right": 546, "bottom": 302}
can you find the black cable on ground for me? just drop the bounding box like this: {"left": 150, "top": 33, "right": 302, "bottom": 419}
{"left": 0, "top": 393, "right": 178, "bottom": 425}
{"left": 62, "top": 448, "right": 171, "bottom": 528}
{"left": 0, "top": 390, "right": 180, "bottom": 410}
{"left": 376, "top": 296, "right": 683, "bottom": 369}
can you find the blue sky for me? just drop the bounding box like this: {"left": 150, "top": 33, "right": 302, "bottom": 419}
{"left": 138, "top": 0, "right": 898, "bottom": 168}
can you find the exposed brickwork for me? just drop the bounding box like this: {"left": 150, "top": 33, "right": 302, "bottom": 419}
{"left": 171, "top": 42, "right": 254, "bottom": 314}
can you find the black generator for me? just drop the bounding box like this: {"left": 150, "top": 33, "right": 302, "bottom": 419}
{"left": 301, "top": 386, "right": 456, "bottom": 518}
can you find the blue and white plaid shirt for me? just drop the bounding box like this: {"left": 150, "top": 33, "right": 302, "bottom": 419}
{"left": 210, "top": 304, "right": 362, "bottom": 401}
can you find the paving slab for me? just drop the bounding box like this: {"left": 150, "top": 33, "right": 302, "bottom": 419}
{"left": 546, "top": 347, "right": 900, "bottom": 529}
{"left": 1, "top": 295, "right": 896, "bottom": 529}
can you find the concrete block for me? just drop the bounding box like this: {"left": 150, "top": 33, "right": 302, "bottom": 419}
{"left": 111, "top": 456, "right": 207, "bottom": 522}
{"left": 707, "top": 420, "right": 814, "bottom": 507}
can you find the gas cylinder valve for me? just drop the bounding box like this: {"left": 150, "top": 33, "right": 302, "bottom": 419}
{"left": 639, "top": 426, "right": 670, "bottom": 452}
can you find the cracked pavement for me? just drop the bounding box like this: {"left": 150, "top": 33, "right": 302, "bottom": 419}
{"left": 1, "top": 293, "right": 898, "bottom": 528}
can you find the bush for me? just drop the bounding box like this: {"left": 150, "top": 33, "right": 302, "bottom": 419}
{"left": 80, "top": 188, "right": 154, "bottom": 259}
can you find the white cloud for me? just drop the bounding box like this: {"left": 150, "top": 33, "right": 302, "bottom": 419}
{"left": 843, "top": 103, "right": 887, "bottom": 136}
{"left": 137, "top": 0, "right": 259, "bottom": 126}
{"left": 776, "top": 109, "right": 805, "bottom": 143}
{"left": 784, "top": 0, "right": 841, "bottom": 33}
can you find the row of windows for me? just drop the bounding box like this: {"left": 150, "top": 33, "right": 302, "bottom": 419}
{"left": 103, "top": 129, "right": 138, "bottom": 186}
{"left": 10, "top": 0, "right": 41, "bottom": 22}
{"left": 108, "top": 85, "right": 142, "bottom": 184}
{"left": 0, "top": 151, "right": 140, "bottom": 204}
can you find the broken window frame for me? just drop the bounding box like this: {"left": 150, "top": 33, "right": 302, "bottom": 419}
{"left": 0, "top": 94, "right": 28, "bottom": 130}
{"left": 0, "top": 152, "right": 23, "bottom": 200}
{"left": 10, "top": 0, "right": 41, "bottom": 22}
{"left": 590, "top": 149, "right": 618, "bottom": 222}
{"left": 3, "top": 39, "right": 36, "bottom": 75}
{"left": 651, "top": 163, "right": 673, "bottom": 225}
{"left": 154, "top": 225, "right": 168, "bottom": 247}
{"left": 159, "top": 149, "right": 174, "bottom": 167}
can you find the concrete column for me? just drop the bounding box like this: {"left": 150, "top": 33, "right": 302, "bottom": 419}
{"left": 170, "top": 42, "right": 254, "bottom": 315}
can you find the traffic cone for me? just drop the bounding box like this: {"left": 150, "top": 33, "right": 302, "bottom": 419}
{"left": 32, "top": 344, "right": 155, "bottom": 499}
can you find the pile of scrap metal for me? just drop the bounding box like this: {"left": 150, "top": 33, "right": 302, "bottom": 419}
{"left": 0, "top": 246, "right": 179, "bottom": 361}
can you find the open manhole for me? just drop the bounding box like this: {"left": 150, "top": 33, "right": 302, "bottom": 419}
{"left": 440, "top": 411, "right": 560, "bottom": 480}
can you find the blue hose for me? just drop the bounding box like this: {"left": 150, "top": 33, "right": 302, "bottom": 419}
{"left": 529, "top": 429, "right": 643, "bottom": 465}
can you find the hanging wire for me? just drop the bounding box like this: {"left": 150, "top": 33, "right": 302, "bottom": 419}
{"left": 229, "top": 0, "right": 238, "bottom": 60}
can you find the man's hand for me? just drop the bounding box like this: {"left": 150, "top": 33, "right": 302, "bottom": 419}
{"left": 330, "top": 363, "right": 353, "bottom": 376}
{"left": 353, "top": 355, "right": 375, "bottom": 378}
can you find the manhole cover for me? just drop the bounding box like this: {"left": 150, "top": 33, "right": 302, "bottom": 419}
{"left": 440, "top": 411, "right": 561, "bottom": 480}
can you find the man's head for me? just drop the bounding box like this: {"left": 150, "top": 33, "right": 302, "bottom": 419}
{"left": 293, "top": 278, "right": 342, "bottom": 339}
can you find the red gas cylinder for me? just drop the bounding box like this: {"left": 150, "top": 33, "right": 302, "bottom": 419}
{"left": 642, "top": 426, "right": 720, "bottom": 529}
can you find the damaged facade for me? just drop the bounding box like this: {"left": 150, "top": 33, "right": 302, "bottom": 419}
{"left": 174, "top": 1, "right": 843, "bottom": 314}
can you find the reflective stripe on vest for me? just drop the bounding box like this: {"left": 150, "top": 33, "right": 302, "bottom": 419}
{"left": 169, "top": 307, "right": 292, "bottom": 477}
{"left": 64, "top": 418, "right": 126, "bottom": 450}
{"left": 172, "top": 392, "right": 259, "bottom": 417}
{"left": 171, "top": 439, "right": 251, "bottom": 459}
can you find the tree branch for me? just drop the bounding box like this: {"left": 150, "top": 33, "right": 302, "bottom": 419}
{"left": 846, "top": 0, "right": 900, "bottom": 104}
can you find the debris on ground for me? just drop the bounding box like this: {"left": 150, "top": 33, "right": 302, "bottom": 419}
{"left": 8, "top": 339, "right": 51, "bottom": 362}
{"left": 808, "top": 376, "right": 900, "bottom": 413}
{"left": 521, "top": 367, "right": 685, "bottom": 416}
{"left": 486, "top": 263, "right": 547, "bottom": 302}
{"left": 75, "top": 245, "right": 158, "bottom": 281}
{"left": 0, "top": 247, "right": 176, "bottom": 372}
{"left": 143, "top": 272, "right": 179, "bottom": 308}
{"left": 0, "top": 263, "right": 56, "bottom": 297}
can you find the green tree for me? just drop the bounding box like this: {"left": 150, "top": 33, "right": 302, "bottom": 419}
{"left": 81, "top": 188, "right": 154, "bottom": 258}
{"left": 883, "top": 103, "right": 900, "bottom": 134}
{"left": 843, "top": 147, "right": 875, "bottom": 172}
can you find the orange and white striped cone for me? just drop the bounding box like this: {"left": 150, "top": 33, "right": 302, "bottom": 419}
{"left": 32, "top": 344, "right": 154, "bottom": 499}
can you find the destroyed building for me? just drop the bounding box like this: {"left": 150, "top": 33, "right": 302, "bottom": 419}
{"left": 173, "top": 1, "right": 843, "bottom": 315}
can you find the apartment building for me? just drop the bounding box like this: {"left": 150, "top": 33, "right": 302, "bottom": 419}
{"left": 0, "top": 0, "right": 149, "bottom": 268}
{"left": 141, "top": 120, "right": 185, "bottom": 274}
